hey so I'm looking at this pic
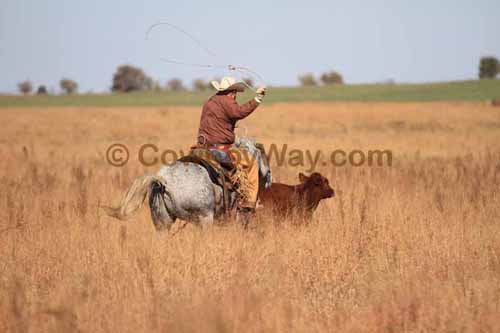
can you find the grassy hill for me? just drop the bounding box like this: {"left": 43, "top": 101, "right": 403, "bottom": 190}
{"left": 1, "top": 79, "right": 499, "bottom": 108}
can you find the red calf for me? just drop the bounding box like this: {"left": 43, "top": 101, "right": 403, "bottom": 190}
{"left": 259, "top": 172, "right": 334, "bottom": 220}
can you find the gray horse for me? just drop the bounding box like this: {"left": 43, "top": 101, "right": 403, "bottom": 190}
{"left": 103, "top": 138, "right": 272, "bottom": 231}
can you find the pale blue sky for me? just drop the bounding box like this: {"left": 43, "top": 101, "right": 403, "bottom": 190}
{"left": 1, "top": 0, "right": 499, "bottom": 93}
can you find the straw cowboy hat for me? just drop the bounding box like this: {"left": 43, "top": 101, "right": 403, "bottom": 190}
{"left": 210, "top": 76, "right": 246, "bottom": 92}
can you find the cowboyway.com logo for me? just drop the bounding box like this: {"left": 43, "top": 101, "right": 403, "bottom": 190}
{"left": 105, "top": 143, "right": 393, "bottom": 172}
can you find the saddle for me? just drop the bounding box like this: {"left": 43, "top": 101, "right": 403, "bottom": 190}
{"left": 178, "top": 147, "right": 238, "bottom": 215}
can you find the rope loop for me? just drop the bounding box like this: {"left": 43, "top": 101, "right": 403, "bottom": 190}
{"left": 146, "top": 21, "right": 266, "bottom": 91}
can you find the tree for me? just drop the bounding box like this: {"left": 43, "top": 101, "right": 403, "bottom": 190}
{"left": 37, "top": 85, "right": 48, "bottom": 95}
{"left": 152, "top": 80, "right": 162, "bottom": 92}
{"left": 192, "top": 78, "right": 208, "bottom": 92}
{"left": 320, "top": 71, "right": 344, "bottom": 85}
{"left": 60, "top": 78, "right": 78, "bottom": 94}
{"left": 479, "top": 56, "right": 499, "bottom": 79}
{"left": 144, "top": 77, "right": 154, "bottom": 91}
{"left": 167, "top": 78, "right": 185, "bottom": 91}
{"left": 111, "top": 65, "right": 152, "bottom": 92}
{"left": 18, "top": 80, "right": 33, "bottom": 95}
{"left": 298, "top": 73, "right": 317, "bottom": 86}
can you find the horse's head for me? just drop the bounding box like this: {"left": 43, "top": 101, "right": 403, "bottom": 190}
{"left": 235, "top": 137, "right": 272, "bottom": 189}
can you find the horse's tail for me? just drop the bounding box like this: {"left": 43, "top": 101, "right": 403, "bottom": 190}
{"left": 102, "top": 175, "right": 166, "bottom": 220}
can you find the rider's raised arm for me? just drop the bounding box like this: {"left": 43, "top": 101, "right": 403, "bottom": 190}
{"left": 223, "top": 97, "right": 259, "bottom": 120}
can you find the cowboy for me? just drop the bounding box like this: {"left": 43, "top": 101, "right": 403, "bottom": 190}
{"left": 197, "top": 76, "right": 266, "bottom": 220}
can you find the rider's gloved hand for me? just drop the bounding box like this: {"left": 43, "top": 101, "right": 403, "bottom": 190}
{"left": 254, "top": 86, "right": 266, "bottom": 103}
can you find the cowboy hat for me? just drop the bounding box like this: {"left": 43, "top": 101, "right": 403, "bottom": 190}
{"left": 210, "top": 76, "right": 246, "bottom": 92}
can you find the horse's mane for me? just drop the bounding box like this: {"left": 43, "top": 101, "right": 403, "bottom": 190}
{"left": 235, "top": 136, "right": 273, "bottom": 188}
{"left": 234, "top": 136, "right": 253, "bottom": 149}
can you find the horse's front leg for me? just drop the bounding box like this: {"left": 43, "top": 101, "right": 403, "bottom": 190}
{"left": 198, "top": 212, "right": 214, "bottom": 229}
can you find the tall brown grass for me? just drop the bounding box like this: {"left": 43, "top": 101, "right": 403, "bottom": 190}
{"left": 1, "top": 102, "right": 500, "bottom": 332}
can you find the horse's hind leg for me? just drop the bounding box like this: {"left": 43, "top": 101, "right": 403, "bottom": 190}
{"left": 149, "top": 186, "right": 176, "bottom": 232}
{"left": 151, "top": 209, "right": 176, "bottom": 232}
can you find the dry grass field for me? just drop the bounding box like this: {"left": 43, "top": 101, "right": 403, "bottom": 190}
{"left": 1, "top": 101, "right": 500, "bottom": 332}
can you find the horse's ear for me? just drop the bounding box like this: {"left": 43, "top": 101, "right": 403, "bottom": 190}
{"left": 299, "top": 173, "right": 309, "bottom": 183}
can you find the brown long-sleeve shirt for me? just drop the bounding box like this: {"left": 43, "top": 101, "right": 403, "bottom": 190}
{"left": 197, "top": 93, "right": 259, "bottom": 145}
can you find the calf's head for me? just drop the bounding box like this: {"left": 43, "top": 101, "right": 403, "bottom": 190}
{"left": 299, "top": 172, "right": 335, "bottom": 199}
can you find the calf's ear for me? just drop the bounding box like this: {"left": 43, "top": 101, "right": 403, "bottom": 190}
{"left": 298, "top": 173, "right": 309, "bottom": 183}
